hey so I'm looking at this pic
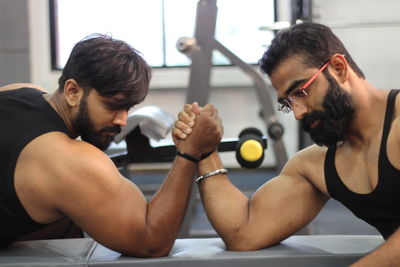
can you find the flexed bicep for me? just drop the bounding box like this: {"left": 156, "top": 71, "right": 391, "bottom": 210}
{"left": 236, "top": 173, "right": 328, "bottom": 250}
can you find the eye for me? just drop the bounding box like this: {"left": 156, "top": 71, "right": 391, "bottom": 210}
{"left": 291, "top": 88, "right": 307, "bottom": 97}
{"left": 104, "top": 102, "right": 119, "bottom": 111}
{"left": 101, "top": 99, "right": 127, "bottom": 111}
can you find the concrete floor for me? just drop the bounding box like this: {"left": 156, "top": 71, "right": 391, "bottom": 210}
{"left": 128, "top": 168, "right": 380, "bottom": 238}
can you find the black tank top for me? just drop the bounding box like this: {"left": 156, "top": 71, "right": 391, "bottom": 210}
{"left": 0, "top": 88, "right": 69, "bottom": 247}
{"left": 325, "top": 89, "right": 400, "bottom": 239}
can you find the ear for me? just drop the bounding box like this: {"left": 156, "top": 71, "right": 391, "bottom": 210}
{"left": 63, "top": 79, "right": 83, "bottom": 107}
{"left": 328, "top": 54, "right": 349, "bottom": 83}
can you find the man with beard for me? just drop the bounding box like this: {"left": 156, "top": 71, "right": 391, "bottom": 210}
{"left": 0, "top": 34, "right": 223, "bottom": 257}
{"left": 173, "top": 22, "right": 400, "bottom": 266}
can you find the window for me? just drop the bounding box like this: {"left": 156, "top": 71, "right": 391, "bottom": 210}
{"left": 50, "top": 0, "right": 276, "bottom": 69}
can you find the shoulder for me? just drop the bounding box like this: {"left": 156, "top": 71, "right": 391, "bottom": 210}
{"left": 16, "top": 131, "right": 127, "bottom": 220}
{"left": 24, "top": 132, "right": 122, "bottom": 188}
{"left": 386, "top": 91, "right": 400, "bottom": 167}
{"left": 390, "top": 91, "right": 400, "bottom": 142}
{"left": 280, "top": 144, "right": 329, "bottom": 194}
{"left": 393, "top": 90, "right": 400, "bottom": 125}
{"left": 284, "top": 144, "right": 328, "bottom": 174}
{"left": 52, "top": 133, "right": 118, "bottom": 176}
{"left": 0, "top": 83, "right": 48, "bottom": 93}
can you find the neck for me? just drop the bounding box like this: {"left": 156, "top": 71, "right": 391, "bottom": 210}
{"left": 345, "top": 80, "right": 387, "bottom": 147}
{"left": 45, "top": 91, "right": 78, "bottom": 138}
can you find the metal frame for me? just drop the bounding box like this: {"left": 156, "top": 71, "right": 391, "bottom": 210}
{"left": 185, "top": 0, "right": 288, "bottom": 171}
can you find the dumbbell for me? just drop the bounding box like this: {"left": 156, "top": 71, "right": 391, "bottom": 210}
{"left": 235, "top": 127, "right": 266, "bottom": 168}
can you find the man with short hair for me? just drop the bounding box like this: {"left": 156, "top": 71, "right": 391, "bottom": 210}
{"left": 175, "top": 23, "right": 400, "bottom": 266}
{"left": 0, "top": 34, "right": 223, "bottom": 257}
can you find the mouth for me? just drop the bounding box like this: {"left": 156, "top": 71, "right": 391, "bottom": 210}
{"left": 103, "top": 131, "right": 117, "bottom": 137}
{"left": 101, "top": 126, "right": 121, "bottom": 137}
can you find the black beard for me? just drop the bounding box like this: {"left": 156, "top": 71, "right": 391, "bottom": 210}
{"left": 301, "top": 74, "right": 355, "bottom": 147}
{"left": 74, "top": 97, "right": 121, "bottom": 151}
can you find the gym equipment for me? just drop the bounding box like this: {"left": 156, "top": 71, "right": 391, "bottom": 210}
{"left": 0, "top": 235, "right": 383, "bottom": 266}
{"left": 178, "top": 0, "right": 288, "bottom": 172}
{"left": 291, "top": 0, "right": 313, "bottom": 25}
{"left": 236, "top": 128, "right": 266, "bottom": 169}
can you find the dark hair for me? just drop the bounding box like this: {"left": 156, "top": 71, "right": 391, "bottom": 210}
{"left": 260, "top": 23, "right": 365, "bottom": 79}
{"left": 58, "top": 34, "right": 151, "bottom": 109}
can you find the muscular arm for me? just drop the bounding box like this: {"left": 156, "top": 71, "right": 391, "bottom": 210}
{"left": 16, "top": 133, "right": 196, "bottom": 257}
{"left": 197, "top": 152, "right": 328, "bottom": 251}
{"left": 16, "top": 105, "right": 222, "bottom": 257}
{"left": 172, "top": 103, "right": 328, "bottom": 250}
{"left": 59, "top": 145, "right": 195, "bottom": 257}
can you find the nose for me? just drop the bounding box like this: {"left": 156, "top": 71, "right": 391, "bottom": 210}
{"left": 113, "top": 110, "right": 128, "bottom": 127}
{"left": 292, "top": 103, "right": 308, "bottom": 120}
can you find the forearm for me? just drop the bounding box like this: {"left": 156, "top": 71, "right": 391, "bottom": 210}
{"left": 197, "top": 152, "right": 250, "bottom": 249}
{"left": 143, "top": 157, "right": 196, "bottom": 256}
{"left": 351, "top": 228, "right": 400, "bottom": 266}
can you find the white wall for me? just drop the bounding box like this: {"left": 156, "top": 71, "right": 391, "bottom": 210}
{"left": 313, "top": 0, "right": 400, "bottom": 90}
{"left": 0, "top": 0, "right": 30, "bottom": 85}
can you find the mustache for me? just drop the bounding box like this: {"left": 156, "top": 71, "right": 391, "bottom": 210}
{"left": 100, "top": 125, "right": 121, "bottom": 135}
{"left": 301, "top": 110, "right": 326, "bottom": 132}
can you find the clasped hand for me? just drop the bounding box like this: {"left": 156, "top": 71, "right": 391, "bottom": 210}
{"left": 172, "top": 102, "right": 223, "bottom": 158}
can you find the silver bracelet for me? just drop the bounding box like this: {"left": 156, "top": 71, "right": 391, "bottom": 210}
{"left": 195, "top": 169, "right": 228, "bottom": 184}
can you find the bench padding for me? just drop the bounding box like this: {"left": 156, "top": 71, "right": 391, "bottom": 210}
{"left": 0, "top": 235, "right": 383, "bottom": 267}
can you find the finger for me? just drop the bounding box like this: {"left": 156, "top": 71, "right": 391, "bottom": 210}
{"left": 178, "top": 109, "right": 195, "bottom": 127}
{"left": 202, "top": 104, "right": 218, "bottom": 118}
{"left": 192, "top": 102, "right": 202, "bottom": 115}
{"left": 184, "top": 104, "right": 197, "bottom": 124}
{"left": 218, "top": 117, "right": 224, "bottom": 136}
{"left": 183, "top": 103, "right": 195, "bottom": 116}
{"left": 213, "top": 106, "right": 218, "bottom": 118}
{"left": 171, "top": 126, "right": 188, "bottom": 139}
{"left": 203, "top": 104, "right": 216, "bottom": 112}
{"left": 174, "top": 120, "right": 193, "bottom": 135}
